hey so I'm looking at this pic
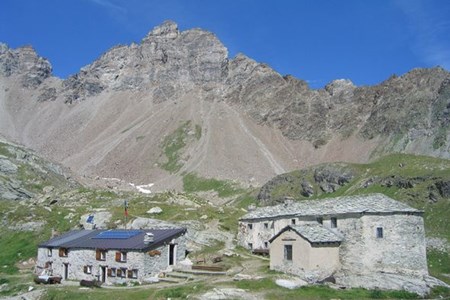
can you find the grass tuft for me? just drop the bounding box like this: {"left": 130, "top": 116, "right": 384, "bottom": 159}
{"left": 183, "top": 173, "right": 244, "bottom": 198}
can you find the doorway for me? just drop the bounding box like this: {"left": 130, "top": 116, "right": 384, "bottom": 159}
{"left": 63, "top": 263, "right": 68, "bottom": 280}
{"left": 101, "top": 266, "right": 106, "bottom": 283}
{"left": 169, "top": 244, "right": 176, "bottom": 266}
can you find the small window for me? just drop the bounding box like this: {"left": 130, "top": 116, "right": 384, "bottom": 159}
{"left": 47, "top": 248, "right": 52, "bottom": 257}
{"left": 120, "top": 268, "right": 127, "bottom": 278}
{"left": 248, "top": 224, "right": 253, "bottom": 230}
{"left": 115, "top": 251, "right": 127, "bottom": 262}
{"left": 284, "top": 245, "right": 293, "bottom": 261}
{"left": 96, "top": 249, "right": 107, "bottom": 261}
{"left": 264, "top": 223, "right": 268, "bottom": 229}
{"left": 264, "top": 241, "right": 268, "bottom": 248}
{"left": 128, "top": 269, "right": 138, "bottom": 279}
{"left": 108, "top": 268, "right": 117, "bottom": 277}
{"left": 316, "top": 217, "right": 323, "bottom": 224}
{"left": 331, "top": 217, "right": 337, "bottom": 228}
{"left": 291, "top": 219, "right": 296, "bottom": 225}
{"left": 248, "top": 243, "right": 253, "bottom": 250}
{"left": 83, "top": 265, "right": 92, "bottom": 274}
{"left": 376, "top": 227, "right": 384, "bottom": 238}
{"left": 59, "top": 248, "right": 68, "bottom": 257}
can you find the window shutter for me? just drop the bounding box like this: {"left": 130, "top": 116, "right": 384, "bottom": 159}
{"left": 83, "top": 266, "right": 87, "bottom": 273}
{"left": 59, "top": 248, "right": 64, "bottom": 257}
{"left": 107, "top": 268, "right": 112, "bottom": 277}
{"left": 117, "top": 268, "right": 122, "bottom": 277}
{"left": 127, "top": 270, "right": 132, "bottom": 278}
{"left": 96, "top": 249, "right": 101, "bottom": 260}
{"left": 115, "top": 251, "right": 121, "bottom": 262}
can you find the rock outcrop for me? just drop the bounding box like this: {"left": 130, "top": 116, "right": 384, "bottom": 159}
{"left": 62, "top": 20, "right": 228, "bottom": 103}
{"left": 0, "top": 140, "right": 78, "bottom": 201}
{"left": 0, "top": 43, "right": 52, "bottom": 87}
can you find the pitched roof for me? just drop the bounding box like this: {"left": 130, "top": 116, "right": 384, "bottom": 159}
{"left": 269, "top": 224, "right": 342, "bottom": 244}
{"left": 39, "top": 228, "right": 186, "bottom": 251}
{"left": 241, "top": 193, "right": 421, "bottom": 221}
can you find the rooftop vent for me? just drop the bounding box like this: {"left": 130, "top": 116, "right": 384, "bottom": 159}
{"left": 144, "top": 232, "right": 154, "bottom": 244}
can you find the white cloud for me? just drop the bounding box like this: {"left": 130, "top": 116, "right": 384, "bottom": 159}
{"left": 88, "top": 0, "right": 127, "bottom": 20}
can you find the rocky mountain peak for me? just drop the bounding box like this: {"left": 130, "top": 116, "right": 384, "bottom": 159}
{"left": 325, "top": 79, "right": 355, "bottom": 96}
{"left": 0, "top": 44, "right": 52, "bottom": 87}
{"left": 62, "top": 21, "right": 228, "bottom": 103}
{"left": 142, "top": 20, "right": 179, "bottom": 42}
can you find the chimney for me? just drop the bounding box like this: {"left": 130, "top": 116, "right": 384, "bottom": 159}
{"left": 144, "top": 232, "right": 154, "bottom": 244}
{"left": 284, "top": 197, "right": 294, "bottom": 206}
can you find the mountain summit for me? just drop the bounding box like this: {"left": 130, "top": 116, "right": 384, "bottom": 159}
{"left": 0, "top": 21, "right": 449, "bottom": 191}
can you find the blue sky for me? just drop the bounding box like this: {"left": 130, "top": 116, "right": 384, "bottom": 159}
{"left": 0, "top": 0, "right": 449, "bottom": 88}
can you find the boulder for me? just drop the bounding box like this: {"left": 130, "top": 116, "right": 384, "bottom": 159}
{"left": 147, "top": 207, "right": 163, "bottom": 214}
{"left": 275, "top": 278, "right": 308, "bottom": 289}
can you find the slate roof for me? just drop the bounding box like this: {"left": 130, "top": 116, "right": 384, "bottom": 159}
{"left": 38, "top": 228, "right": 186, "bottom": 252}
{"left": 269, "top": 224, "right": 342, "bottom": 244}
{"left": 241, "top": 193, "right": 421, "bottom": 221}
{"left": 291, "top": 224, "right": 341, "bottom": 243}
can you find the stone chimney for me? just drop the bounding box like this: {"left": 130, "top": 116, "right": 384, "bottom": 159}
{"left": 284, "top": 197, "right": 294, "bottom": 206}
{"left": 144, "top": 232, "right": 154, "bottom": 244}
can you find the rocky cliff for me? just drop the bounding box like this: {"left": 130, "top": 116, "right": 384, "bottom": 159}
{"left": 0, "top": 21, "right": 449, "bottom": 190}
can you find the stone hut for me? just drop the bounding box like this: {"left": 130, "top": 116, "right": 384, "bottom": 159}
{"left": 269, "top": 224, "right": 341, "bottom": 280}
{"left": 238, "top": 193, "right": 428, "bottom": 280}
{"left": 36, "top": 228, "right": 187, "bottom": 284}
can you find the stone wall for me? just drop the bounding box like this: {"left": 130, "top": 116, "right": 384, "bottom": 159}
{"left": 36, "top": 234, "right": 187, "bottom": 284}
{"left": 319, "top": 213, "right": 427, "bottom": 277}
{"left": 141, "top": 234, "right": 187, "bottom": 276}
{"left": 358, "top": 214, "right": 427, "bottom": 276}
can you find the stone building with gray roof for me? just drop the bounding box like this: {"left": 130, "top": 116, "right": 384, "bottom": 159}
{"left": 238, "top": 193, "right": 428, "bottom": 281}
{"left": 36, "top": 228, "right": 187, "bottom": 284}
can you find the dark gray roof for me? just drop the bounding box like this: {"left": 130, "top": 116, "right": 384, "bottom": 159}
{"left": 269, "top": 224, "right": 341, "bottom": 244}
{"left": 241, "top": 193, "right": 421, "bottom": 221}
{"left": 39, "top": 228, "right": 186, "bottom": 252}
{"left": 290, "top": 224, "right": 342, "bottom": 243}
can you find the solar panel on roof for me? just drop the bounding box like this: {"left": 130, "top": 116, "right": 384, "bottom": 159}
{"left": 93, "top": 230, "right": 142, "bottom": 239}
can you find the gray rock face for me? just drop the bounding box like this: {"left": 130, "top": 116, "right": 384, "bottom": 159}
{"left": 2, "top": 22, "right": 450, "bottom": 151}
{"left": 61, "top": 20, "right": 228, "bottom": 103}
{"left": 0, "top": 44, "right": 52, "bottom": 87}
{"left": 300, "top": 180, "right": 314, "bottom": 197}
{"left": 314, "top": 166, "right": 353, "bottom": 193}
{"left": 0, "top": 141, "right": 77, "bottom": 201}
{"left": 257, "top": 173, "right": 296, "bottom": 204}
{"left": 48, "top": 21, "right": 449, "bottom": 153}
{"left": 0, "top": 157, "right": 18, "bottom": 174}
{"left": 435, "top": 180, "right": 450, "bottom": 197}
